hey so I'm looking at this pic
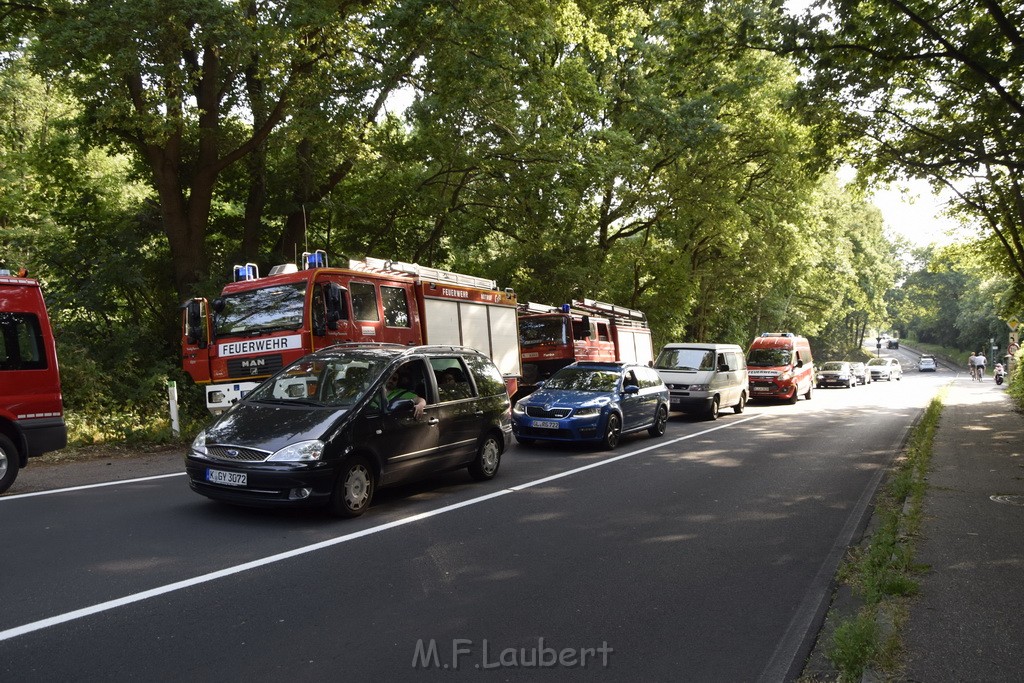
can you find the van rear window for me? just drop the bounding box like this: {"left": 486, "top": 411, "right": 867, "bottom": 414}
{"left": 0, "top": 312, "right": 47, "bottom": 371}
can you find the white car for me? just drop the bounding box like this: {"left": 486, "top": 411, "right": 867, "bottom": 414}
{"left": 867, "top": 357, "right": 903, "bottom": 381}
{"left": 918, "top": 356, "right": 937, "bottom": 372}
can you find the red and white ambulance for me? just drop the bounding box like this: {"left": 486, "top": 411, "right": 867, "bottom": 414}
{"left": 0, "top": 269, "right": 67, "bottom": 493}
{"left": 746, "top": 332, "right": 815, "bottom": 403}
{"left": 183, "top": 253, "right": 522, "bottom": 412}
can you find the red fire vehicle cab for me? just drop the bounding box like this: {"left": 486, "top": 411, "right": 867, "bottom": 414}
{"left": 0, "top": 270, "right": 68, "bottom": 493}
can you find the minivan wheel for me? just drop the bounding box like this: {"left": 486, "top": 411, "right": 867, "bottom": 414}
{"left": 706, "top": 396, "right": 720, "bottom": 421}
{"left": 601, "top": 413, "right": 622, "bottom": 450}
{"left": 469, "top": 435, "right": 502, "bottom": 481}
{"left": 733, "top": 392, "right": 746, "bottom": 414}
{"left": 648, "top": 405, "right": 668, "bottom": 437}
{"left": 0, "top": 434, "right": 18, "bottom": 494}
{"left": 330, "top": 456, "right": 375, "bottom": 518}
{"left": 804, "top": 384, "right": 813, "bottom": 400}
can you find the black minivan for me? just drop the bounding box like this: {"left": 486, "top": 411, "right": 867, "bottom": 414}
{"left": 185, "top": 344, "right": 512, "bottom": 517}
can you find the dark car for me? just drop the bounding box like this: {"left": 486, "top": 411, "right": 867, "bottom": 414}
{"left": 185, "top": 344, "right": 512, "bottom": 517}
{"left": 816, "top": 361, "right": 856, "bottom": 388}
{"left": 511, "top": 361, "right": 669, "bottom": 449}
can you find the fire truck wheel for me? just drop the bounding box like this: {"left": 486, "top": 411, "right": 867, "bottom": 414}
{"left": 0, "top": 434, "right": 19, "bottom": 495}
{"left": 648, "top": 405, "right": 668, "bottom": 437}
{"left": 601, "top": 413, "right": 621, "bottom": 450}
{"left": 468, "top": 435, "right": 502, "bottom": 481}
{"left": 329, "top": 456, "right": 375, "bottom": 518}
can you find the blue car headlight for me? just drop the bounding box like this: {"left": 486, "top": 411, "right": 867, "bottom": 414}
{"left": 573, "top": 406, "right": 601, "bottom": 417}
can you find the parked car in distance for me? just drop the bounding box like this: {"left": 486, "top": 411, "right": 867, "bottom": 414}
{"left": 918, "top": 355, "right": 937, "bottom": 372}
{"left": 849, "top": 362, "right": 871, "bottom": 385}
{"left": 185, "top": 343, "right": 512, "bottom": 517}
{"left": 511, "top": 361, "right": 669, "bottom": 449}
{"left": 867, "top": 357, "right": 903, "bottom": 381}
{"left": 816, "top": 361, "right": 856, "bottom": 389}
{"left": 654, "top": 342, "right": 748, "bottom": 420}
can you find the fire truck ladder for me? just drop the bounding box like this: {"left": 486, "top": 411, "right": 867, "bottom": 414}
{"left": 571, "top": 298, "right": 647, "bottom": 325}
{"left": 349, "top": 257, "right": 499, "bottom": 291}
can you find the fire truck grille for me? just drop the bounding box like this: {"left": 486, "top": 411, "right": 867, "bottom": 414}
{"left": 226, "top": 354, "right": 284, "bottom": 379}
{"left": 207, "top": 445, "right": 271, "bottom": 462}
{"left": 526, "top": 406, "right": 572, "bottom": 419}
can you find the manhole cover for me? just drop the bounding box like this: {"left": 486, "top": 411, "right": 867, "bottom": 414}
{"left": 990, "top": 495, "right": 1024, "bottom": 506}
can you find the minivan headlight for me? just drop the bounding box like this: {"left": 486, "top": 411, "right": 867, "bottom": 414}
{"left": 268, "top": 440, "right": 325, "bottom": 462}
{"left": 688, "top": 384, "right": 710, "bottom": 392}
{"left": 190, "top": 430, "right": 208, "bottom": 457}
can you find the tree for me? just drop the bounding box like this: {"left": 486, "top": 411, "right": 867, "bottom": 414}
{"left": 781, "top": 0, "right": 1024, "bottom": 291}
{"left": 8, "top": 0, "right": 422, "bottom": 301}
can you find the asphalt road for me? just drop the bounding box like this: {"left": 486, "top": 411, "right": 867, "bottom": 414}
{"left": 0, "top": 347, "right": 944, "bottom": 682}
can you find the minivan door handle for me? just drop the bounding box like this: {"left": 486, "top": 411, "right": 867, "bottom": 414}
{"left": 428, "top": 418, "right": 440, "bottom": 425}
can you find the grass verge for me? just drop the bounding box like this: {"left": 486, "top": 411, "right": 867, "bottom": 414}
{"left": 825, "top": 391, "right": 944, "bottom": 681}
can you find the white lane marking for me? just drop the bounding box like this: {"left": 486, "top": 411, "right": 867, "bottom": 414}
{"left": 0, "top": 413, "right": 763, "bottom": 642}
{"left": 0, "top": 473, "right": 187, "bottom": 501}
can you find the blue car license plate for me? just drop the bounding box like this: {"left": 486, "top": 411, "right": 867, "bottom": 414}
{"left": 532, "top": 420, "right": 559, "bottom": 429}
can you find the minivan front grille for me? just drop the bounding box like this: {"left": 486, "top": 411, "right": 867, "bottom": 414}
{"left": 207, "top": 445, "right": 271, "bottom": 462}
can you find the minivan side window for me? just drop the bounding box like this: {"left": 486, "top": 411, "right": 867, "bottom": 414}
{"left": 0, "top": 312, "right": 47, "bottom": 371}
{"left": 430, "top": 357, "right": 475, "bottom": 401}
{"left": 464, "top": 354, "right": 506, "bottom": 397}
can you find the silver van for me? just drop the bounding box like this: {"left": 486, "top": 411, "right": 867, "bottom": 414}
{"left": 653, "top": 343, "right": 748, "bottom": 420}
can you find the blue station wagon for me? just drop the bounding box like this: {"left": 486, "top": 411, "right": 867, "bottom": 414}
{"left": 511, "top": 361, "right": 670, "bottom": 449}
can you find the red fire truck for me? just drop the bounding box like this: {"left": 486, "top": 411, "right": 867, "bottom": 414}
{"left": 516, "top": 298, "right": 654, "bottom": 398}
{"left": 0, "top": 269, "right": 68, "bottom": 493}
{"left": 182, "top": 253, "right": 522, "bottom": 412}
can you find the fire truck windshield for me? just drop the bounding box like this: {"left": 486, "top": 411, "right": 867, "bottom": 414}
{"left": 215, "top": 282, "right": 307, "bottom": 337}
{"left": 519, "top": 316, "right": 567, "bottom": 347}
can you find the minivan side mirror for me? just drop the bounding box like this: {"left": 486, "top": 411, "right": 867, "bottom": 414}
{"left": 388, "top": 398, "right": 416, "bottom": 415}
{"left": 796, "top": 359, "right": 804, "bottom": 368}
{"left": 718, "top": 363, "right": 730, "bottom": 372}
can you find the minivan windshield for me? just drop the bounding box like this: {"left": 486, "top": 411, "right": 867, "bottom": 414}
{"left": 747, "top": 348, "right": 792, "bottom": 367}
{"left": 655, "top": 348, "right": 715, "bottom": 372}
{"left": 546, "top": 367, "right": 620, "bottom": 392}
{"left": 247, "top": 353, "right": 389, "bottom": 408}
{"left": 215, "top": 283, "right": 306, "bottom": 337}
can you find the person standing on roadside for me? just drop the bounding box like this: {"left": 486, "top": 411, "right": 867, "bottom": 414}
{"left": 975, "top": 351, "right": 987, "bottom": 381}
